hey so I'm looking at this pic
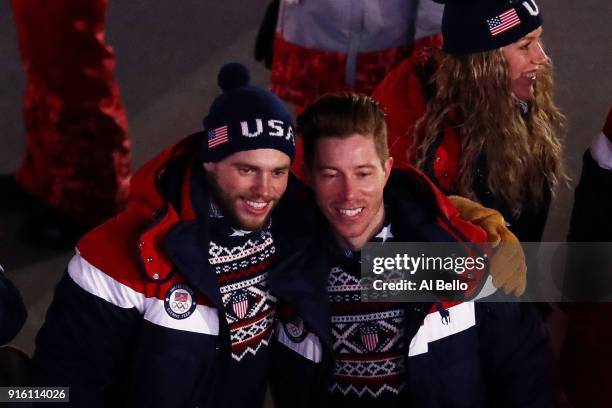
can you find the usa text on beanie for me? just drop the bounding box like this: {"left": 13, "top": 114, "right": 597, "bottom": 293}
{"left": 200, "top": 63, "right": 295, "bottom": 163}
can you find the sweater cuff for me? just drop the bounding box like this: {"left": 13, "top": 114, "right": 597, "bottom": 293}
{"left": 590, "top": 131, "right": 612, "bottom": 170}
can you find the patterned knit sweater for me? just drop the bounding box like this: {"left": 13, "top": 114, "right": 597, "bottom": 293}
{"left": 327, "top": 224, "right": 409, "bottom": 407}
{"left": 208, "top": 204, "right": 278, "bottom": 406}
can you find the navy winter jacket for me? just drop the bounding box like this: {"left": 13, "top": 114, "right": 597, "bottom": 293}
{"left": 269, "top": 171, "right": 557, "bottom": 408}
{"left": 29, "top": 134, "right": 310, "bottom": 408}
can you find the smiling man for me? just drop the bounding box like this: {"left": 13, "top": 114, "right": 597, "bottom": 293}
{"left": 270, "top": 93, "right": 556, "bottom": 408}
{"left": 30, "top": 63, "right": 298, "bottom": 408}
{"left": 204, "top": 148, "right": 289, "bottom": 230}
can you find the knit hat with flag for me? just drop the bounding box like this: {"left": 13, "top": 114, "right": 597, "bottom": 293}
{"left": 200, "top": 63, "right": 295, "bottom": 163}
{"left": 435, "top": 0, "right": 543, "bottom": 54}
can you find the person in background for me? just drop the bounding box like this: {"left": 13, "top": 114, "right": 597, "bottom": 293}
{"left": 373, "top": 0, "right": 566, "bottom": 244}
{"left": 3, "top": 0, "right": 131, "bottom": 247}
{"left": 254, "top": 0, "right": 445, "bottom": 177}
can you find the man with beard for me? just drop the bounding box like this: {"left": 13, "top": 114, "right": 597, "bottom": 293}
{"left": 29, "top": 63, "right": 299, "bottom": 408}
{"left": 269, "top": 93, "right": 556, "bottom": 407}
{"left": 373, "top": 0, "right": 565, "bottom": 244}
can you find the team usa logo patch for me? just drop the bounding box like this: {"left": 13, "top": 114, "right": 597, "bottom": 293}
{"left": 164, "top": 284, "right": 197, "bottom": 319}
{"left": 283, "top": 317, "right": 307, "bottom": 343}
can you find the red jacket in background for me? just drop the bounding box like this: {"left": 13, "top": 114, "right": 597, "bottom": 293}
{"left": 11, "top": 0, "right": 131, "bottom": 226}
{"left": 372, "top": 43, "right": 460, "bottom": 192}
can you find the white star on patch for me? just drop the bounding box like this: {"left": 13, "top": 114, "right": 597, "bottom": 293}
{"left": 375, "top": 224, "right": 394, "bottom": 242}
{"left": 230, "top": 228, "right": 251, "bottom": 237}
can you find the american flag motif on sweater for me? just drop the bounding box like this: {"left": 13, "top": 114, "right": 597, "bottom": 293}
{"left": 209, "top": 218, "right": 277, "bottom": 362}
{"left": 328, "top": 224, "right": 408, "bottom": 399}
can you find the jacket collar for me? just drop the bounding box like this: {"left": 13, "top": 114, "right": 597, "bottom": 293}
{"left": 163, "top": 162, "right": 224, "bottom": 310}
{"left": 130, "top": 134, "right": 223, "bottom": 308}
{"left": 134, "top": 134, "right": 201, "bottom": 282}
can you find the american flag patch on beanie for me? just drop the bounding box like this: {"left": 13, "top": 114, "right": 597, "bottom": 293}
{"left": 487, "top": 8, "right": 521, "bottom": 36}
{"left": 208, "top": 125, "right": 228, "bottom": 148}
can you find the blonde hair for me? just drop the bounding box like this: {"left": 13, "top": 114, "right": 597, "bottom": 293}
{"left": 413, "top": 48, "right": 567, "bottom": 213}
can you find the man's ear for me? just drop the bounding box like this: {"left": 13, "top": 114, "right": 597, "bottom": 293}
{"left": 383, "top": 156, "right": 394, "bottom": 181}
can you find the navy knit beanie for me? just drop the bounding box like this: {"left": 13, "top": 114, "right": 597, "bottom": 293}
{"left": 436, "top": 0, "right": 543, "bottom": 54}
{"left": 200, "top": 63, "right": 295, "bottom": 163}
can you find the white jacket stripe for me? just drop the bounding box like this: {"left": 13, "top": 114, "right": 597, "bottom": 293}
{"left": 68, "top": 252, "right": 219, "bottom": 335}
{"left": 143, "top": 298, "right": 219, "bottom": 335}
{"left": 68, "top": 252, "right": 146, "bottom": 312}
{"left": 275, "top": 321, "right": 322, "bottom": 363}
{"left": 409, "top": 302, "right": 476, "bottom": 357}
